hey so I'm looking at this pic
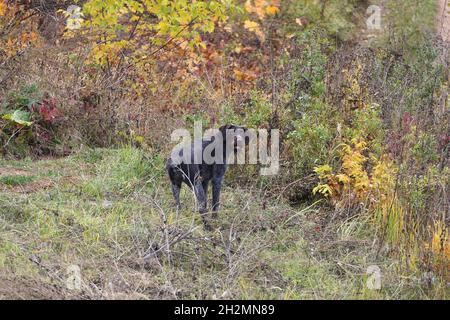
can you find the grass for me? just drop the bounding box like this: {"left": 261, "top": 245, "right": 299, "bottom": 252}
{"left": 0, "top": 148, "right": 447, "bottom": 299}
{"left": 378, "top": 0, "right": 439, "bottom": 56}
{"left": 0, "top": 175, "right": 35, "bottom": 186}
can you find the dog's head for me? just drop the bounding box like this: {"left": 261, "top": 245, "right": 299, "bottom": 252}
{"left": 219, "top": 124, "right": 248, "bottom": 152}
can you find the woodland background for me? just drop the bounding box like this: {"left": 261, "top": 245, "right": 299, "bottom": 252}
{"left": 0, "top": 0, "right": 449, "bottom": 299}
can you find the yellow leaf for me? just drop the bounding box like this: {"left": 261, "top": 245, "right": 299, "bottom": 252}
{"left": 244, "top": 20, "right": 260, "bottom": 32}
{"left": 244, "top": 0, "right": 254, "bottom": 14}
{"left": 336, "top": 174, "right": 351, "bottom": 184}
{"left": 0, "top": 2, "right": 6, "bottom": 16}
{"left": 244, "top": 20, "right": 265, "bottom": 42}
{"left": 313, "top": 184, "right": 333, "bottom": 196}
{"left": 313, "top": 164, "right": 333, "bottom": 177}
{"left": 265, "top": 6, "right": 279, "bottom": 16}
{"left": 233, "top": 68, "right": 257, "bottom": 82}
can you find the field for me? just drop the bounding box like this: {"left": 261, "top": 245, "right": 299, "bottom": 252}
{"left": 0, "top": 1, "right": 449, "bottom": 299}
{"left": 0, "top": 148, "right": 447, "bottom": 299}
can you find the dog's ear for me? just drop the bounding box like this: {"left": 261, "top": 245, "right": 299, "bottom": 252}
{"left": 219, "top": 124, "right": 247, "bottom": 138}
{"left": 219, "top": 124, "right": 234, "bottom": 136}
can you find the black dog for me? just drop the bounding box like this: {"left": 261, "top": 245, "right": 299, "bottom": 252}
{"left": 167, "top": 124, "right": 247, "bottom": 229}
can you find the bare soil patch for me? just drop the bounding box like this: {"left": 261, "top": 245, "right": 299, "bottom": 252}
{"left": 0, "top": 167, "right": 31, "bottom": 176}
{"left": 0, "top": 178, "right": 54, "bottom": 193}
{"left": 0, "top": 275, "right": 68, "bottom": 300}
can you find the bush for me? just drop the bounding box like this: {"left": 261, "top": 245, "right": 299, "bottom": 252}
{"left": 0, "top": 84, "right": 62, "bottom": 158}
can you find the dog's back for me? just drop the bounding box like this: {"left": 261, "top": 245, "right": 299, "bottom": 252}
{"left": 166, "top": 140, "right": 204, "bottom": 186}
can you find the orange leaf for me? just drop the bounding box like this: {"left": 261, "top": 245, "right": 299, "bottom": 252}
{"left": 265, "top": 6, "right": 279, "bottom": 16}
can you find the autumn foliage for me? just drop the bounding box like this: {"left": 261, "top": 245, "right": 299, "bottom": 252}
{"left": 0, "top": 0, "right": 449, "bottom": 295}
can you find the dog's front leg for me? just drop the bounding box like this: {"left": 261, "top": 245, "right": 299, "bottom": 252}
{"left": 211, "top": 177, "right": 223, "bottom": 218}
{"left": 202, "top": 180, "right": 209, "bottom": 207}
{"left": 171, "top": 183, "right": 182, "bottom": 211}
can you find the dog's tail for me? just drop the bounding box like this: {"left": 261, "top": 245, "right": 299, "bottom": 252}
{"left": 166, "top": 157, "right": 173, "bottom": 172}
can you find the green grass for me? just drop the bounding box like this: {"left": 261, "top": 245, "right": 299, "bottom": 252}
{"left": 376, "top": 0, "right": 439, "bottom": 57}
{"left": 0, "top": 148, "right": 447, "bottom": 299}
{"left": 0, "top": 175, "right": 35, "bottom": 186}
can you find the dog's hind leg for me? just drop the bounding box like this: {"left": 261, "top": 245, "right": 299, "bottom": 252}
{"left": 194, "top": 183, "right": 211, "bottom": 230}
{"left": 167, "top": 161, "right": 183, "bottom": 211}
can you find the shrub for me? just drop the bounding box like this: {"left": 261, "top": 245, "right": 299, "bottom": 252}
{"left": 0, "top": 84, "right": 62, "bottom": 158}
